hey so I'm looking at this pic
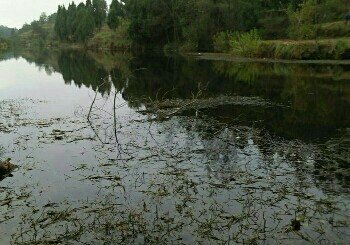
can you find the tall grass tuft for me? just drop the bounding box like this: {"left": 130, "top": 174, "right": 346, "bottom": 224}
{"left": 230, "top": 29, "right": 261, "bottom": 57}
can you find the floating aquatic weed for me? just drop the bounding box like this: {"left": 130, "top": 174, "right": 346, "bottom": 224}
{"left": 0, "top": 84, "right": 349, "bottom": 244}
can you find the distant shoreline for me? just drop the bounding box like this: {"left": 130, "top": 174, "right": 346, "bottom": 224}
{"left": 188, "top": 52, "right": 350, "bottom": 65}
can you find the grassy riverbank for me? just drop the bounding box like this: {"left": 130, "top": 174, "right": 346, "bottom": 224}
{"left": 214, "top": 37, "right": 350, "bottom": 60}
{"left": 256, "top": 38, "right": 350, "bottom": 60}
{"left": 213, "top": 20, "right": 350, "bottom": 60}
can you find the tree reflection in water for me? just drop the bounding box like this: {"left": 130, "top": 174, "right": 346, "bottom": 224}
{"left": 1, "top": 48, "right": 348, "bottom": 244}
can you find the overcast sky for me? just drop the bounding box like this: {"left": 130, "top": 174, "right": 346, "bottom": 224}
{"left": 0, "top": 0, "right": 112, "bottom": 28}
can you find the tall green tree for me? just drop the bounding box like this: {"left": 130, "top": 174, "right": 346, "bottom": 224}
{"left": 74, "top": 3, "right": 96, "bottom": 42}
{"left": 126, "top": 0, "right": 175, "bottom": 47}
{"left": 107, "top": 0, "right": 125, "bottom": 30}
{"left": 39, "top": 12, "right": 48, "bottom": 23}
{"left": 92, "top": 0, "right": 108, "bottom": 29}
{"left": 86, "top": 0, "right": 93, "bottom": 9}
{"left": 55, "top": 5, "right": 68, "bottom": 40}
{"left": 66, "top": 2, "right": 77, "bottom": 41}
{"left": 125, "top": 0, "right": 263, "bottom": 51}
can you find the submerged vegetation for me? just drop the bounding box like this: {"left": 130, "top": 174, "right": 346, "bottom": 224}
{"left": 0, "top": 49, "right": 349, "bottom": 243}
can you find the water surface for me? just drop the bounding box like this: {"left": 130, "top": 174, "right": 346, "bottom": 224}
{"left": 0, "top": 49, "right": 349, "bottom": 244}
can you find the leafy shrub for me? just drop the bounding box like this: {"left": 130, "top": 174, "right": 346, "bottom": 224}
{"left": 163, "top": 42, "right": 180, "bottom": 53}
{"left": 319, "top": 0, "right": 344, "bottom": 22}
{"left": 88, "top": 20, "right": 131, "bottom": 50}
{"left": 318, "top": 21, "right": 350, "bottom": 38}
{"left": 273, "top": 42, "right": 325, "bottom": 60}
{"left": 0, "top": 38, "right": 9, "bottom": 50}
{"left": 230, "top": 29, "right": 261, "bottom": 57}
{"left": 331, "top": 40, "right": 347, "bottom": 59}
{"left": 258, "top": 10, "right": 289, "bottom": 39}
{"left": 212, "top": 31, "right": 233, "bottom": 52}
{"left": 179, "top": 41, "right": 198, "bottom": 52}
{"left": 287, "top": 0, "right": 318, "bottom": 39}
{"left": 287, "top": 0, "right": 345, "bottom": 40}
{"left": 274, "top": 44, "right": 295, "bottom": 59}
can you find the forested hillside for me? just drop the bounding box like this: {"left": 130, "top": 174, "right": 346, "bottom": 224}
{"left": 0, "top": 25, "right": 15, "bottom": 50}
{"left": 0, "top": 25, "right": 16, "bottom": 38}
{"left": 13, "top": 13, "right": 56, "bottom": 48}
{"left": 14, "top": 0, "right": 350, "bottom": 58}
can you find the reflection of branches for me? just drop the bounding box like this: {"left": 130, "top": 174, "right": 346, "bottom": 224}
{"left": 87, "top": 79, "right": 110, "bottom": 145}
{"left": 5, "top": 97, "right": 349, "bottom": 244}
{"left": 87, "top": 118, "right": 106, "bottom": 145}
{"left": 87, "top": 79, "right": 125, "bottom": 155}
{"left": 147, "top": 121, "right": 183, "bottom": 163}
{"left": 113, "top": 91, "right": 124, "bottom": 155}
{"left": 87, "top": 90, "right": 98, "bottom": 120}
{"left": 147, "top": 82, "right": 208, "bottom": 121}
{"left": 145, "top": 83, "right": 209, "bottom": 163}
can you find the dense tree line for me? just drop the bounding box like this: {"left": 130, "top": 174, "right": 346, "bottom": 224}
{"left": 53, "top": 0, "right": 303, "bottom": 48}
{"left": 124, "top": 0, "right": 341, "bottom": 50}
{"left": 55, "top": 0, "right": 107, "bottom": 42}
{"left": 50, "top": 0, "right": 349, "bottom": 50}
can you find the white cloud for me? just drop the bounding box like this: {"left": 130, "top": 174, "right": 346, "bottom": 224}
{"left": 0, "top": 0, "right": 111, "bottom": 28}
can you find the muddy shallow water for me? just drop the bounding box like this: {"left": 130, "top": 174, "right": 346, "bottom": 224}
{"left": 0, "top": 49, "right": 349, "bottom": 244}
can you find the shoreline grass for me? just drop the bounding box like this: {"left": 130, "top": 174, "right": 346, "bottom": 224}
{"left": 257, "top": 38, "right": 350, "bottom": 60}
{"left": 213, "top": 37, "right": 350, "bottom": 61}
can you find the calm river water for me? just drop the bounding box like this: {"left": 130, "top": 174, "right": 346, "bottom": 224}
{"left": 0, "top": 49, "right": 349, "bottom": 244}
